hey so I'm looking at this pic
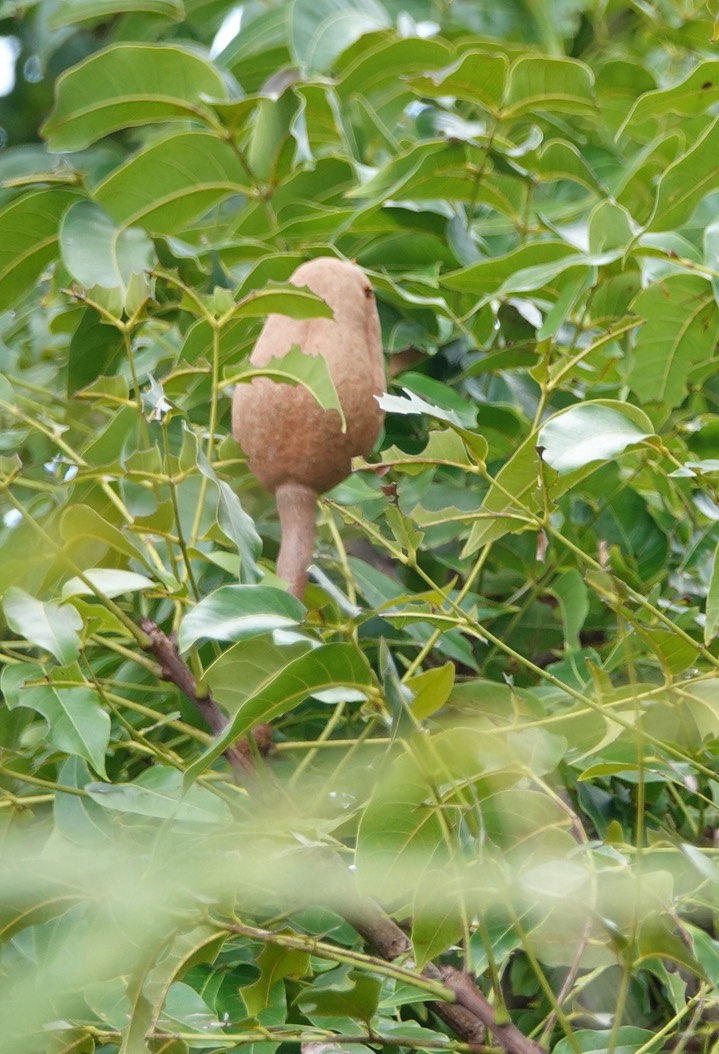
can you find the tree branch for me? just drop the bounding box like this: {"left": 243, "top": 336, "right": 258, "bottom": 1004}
{"left": 139, "top": 618, "right": 271, "bottom": 782}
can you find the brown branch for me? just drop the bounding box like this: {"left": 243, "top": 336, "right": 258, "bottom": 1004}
{"left": 139, "top": 618, "right": 271, "bottom": 782}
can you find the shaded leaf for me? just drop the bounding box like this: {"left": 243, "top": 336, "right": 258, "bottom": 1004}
{"left": 43, "top": 44, "right": 226, "bottom": 150}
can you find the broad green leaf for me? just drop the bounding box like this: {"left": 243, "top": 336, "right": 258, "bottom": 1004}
{"left": 94, "top": 131, "right": 250, "bottom": 234}
{"left": 2, "top": 663, "right": 109, "bottom": 776}
{"left": 49, "top": 0, "right": 182, "bottom": 28}
{"left": 538, "top": 403, "right": 655, "bottom": 474}
{"left": 503, "top": 55, "right": 596, "bottom": 119}
{"left": 42, "top": 44, "right": 227, "bottom": 151}
{"left": 3, "top": 587, "right": 82, "bottom": 664}
{"left": 622, "top": 60, "right": 719, "bottom": 131}
{"left": 407, "top": 50, "right": 508, "bottom": 113}
{"left": 62, "top": 569, "right": 157, "bottom": 599}
{"left": 627, "top": 275, "right": 719, "bottom": 406}
{"left": 295, "top": 967, "right": 381, "bottom": 1027}
{"left": 60, "top": 200, "right": 155, "bottom": 293}
{"left": 551, "top": 569, "right": 589, "bottom": 652}
{"left": 648, "top": 116, "right": 719, "bottom": 232}
{"left": 289, "top": 0, "right": 390, "bottom": 74}
{"left": 411, "top": 875, "right": 461, "bottom": 968}
{"left": 178, "top": 585, "right": 306, "bottom": 651}
{"left": 86, "top": 767, "right": 230, "bottom": 823}
{"left": 184, "top": 642, "right": 373, "bottom": 781}
{"left": 0, "top": 188, "right": 80, "bottom": 311}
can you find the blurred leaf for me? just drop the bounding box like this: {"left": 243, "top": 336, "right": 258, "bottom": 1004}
{"left": 60, "top": 201, "right": 155, "bottom": 298}
{"left": 49, "top": 0, "right": 183, "bottom": 28}
{"left": 62, "top": 569, "right": 157, "bottom": 599}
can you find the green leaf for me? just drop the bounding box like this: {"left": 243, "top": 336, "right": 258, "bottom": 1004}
{"left": 3, "top": 587, "right": 82, "bottom": 664}
{"left": 178, "top": 585, "right": 306, "bottom": 651}
{"left": 622, "top": 60, "right": 719, "bottom": 130}
{"left": 0, "top": 189, "right": 80, "bottom": 311}
{"left": 94, "top": 131, "right": 250, "bottom": 234}
{"left": 648, "top": 116, "right": 719, "bottom": 232}
{"left": 60, "top": 504, "right": 150, "bottom": 567}
{"left": 184, "top": 642, "right": 373, "bottom": 782}
{"left": 462, "top": 401, "right": 653, "bottom": 556}
{"left": 504, "top": 55, "right": 596, "bottom": 119}
{"left": 627, "top": 275, "right": 719, "bottom": 406}
{"left": 538, "top": 403, "right": 655, "bottom": 474}
{"left": 48, "top": 0, "right": 182, "bottom": 28}
{"left": 407, "top": 50, "right": 508, "bottom": 113}
{"left": 42, "top": 44, "right": 227, "bottom": 151}
{"left": 405, "top": 663, "right": 455, "bottom": 720}
{"left": 228, "top": 282, "right": 334, "bottom": 323}
{"left": 61, "top": 569, "right": 157, "bottom": 599}
{"left": 355, "top": 749, "right": 446, "bottom": 902}
{"left": 289, "top": 0, "right": 390, "bottom": 74}
{"left": 242, "top": 943, "right": 310, "bottom": 1016}
{"left": 442, "top": 241, "right": 578, "bottom": 297}
{"left": 704, "top": 539, "right": 719, "bottom": 645}
{"left": 60, "top": 200, "right": 155, "bottom": 295}
{"left": 86, "top": 766, "right": 230, "bottom": 823}
{"left": 2, "top": 663, "right": 109, "bottom": 776}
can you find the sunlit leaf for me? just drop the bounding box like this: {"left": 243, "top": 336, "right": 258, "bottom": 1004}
{"left": 3, "top": 587, "right": 82, "bottom": 664}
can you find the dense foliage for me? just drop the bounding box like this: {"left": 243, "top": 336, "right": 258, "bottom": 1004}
{"left": 2, "top": 0, "right": 719, "bottom": 1051}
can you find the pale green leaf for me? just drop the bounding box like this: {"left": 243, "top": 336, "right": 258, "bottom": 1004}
{"left": 62, "top": 569, "right": 157, "bottom": 599}
{"left": 178, "top": 586, "right": 305, "bottom": 651}
{"left": 538, "top": 403, "right": 654, "bottom": 474}
{"left": 3, "top": 587, "right": 82, "bottom": 664}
